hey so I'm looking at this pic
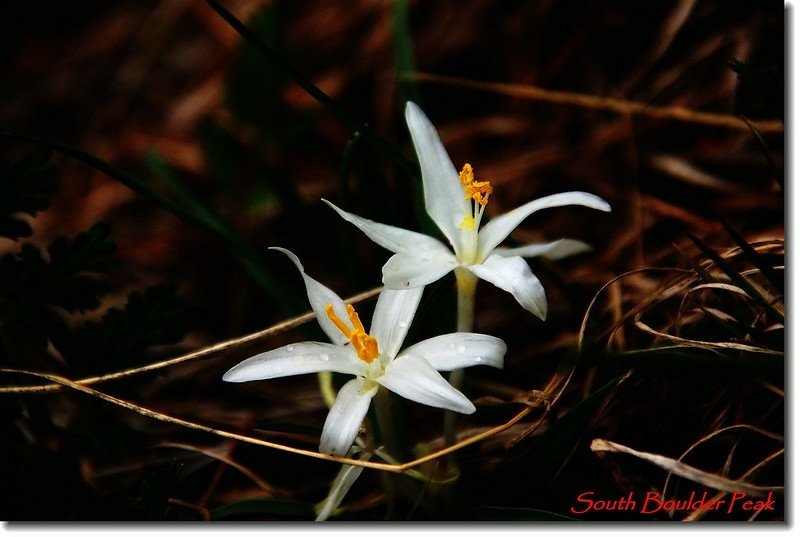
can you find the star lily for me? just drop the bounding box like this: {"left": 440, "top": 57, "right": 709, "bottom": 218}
{"left": 222, "top": 248, "right": 507, "bottom": 456}
{"left": 324, "top": 101, "right": 611, "bottom": 319}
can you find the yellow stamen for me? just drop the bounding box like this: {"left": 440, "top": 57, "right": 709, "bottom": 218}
{"left": 325, "top": 304, "right": 351, "bottom": 338}
{"left": 346, "top": 304, "right": 365, "bottom": 333}
{"left": 325, "top": 304, "right": 380, "bottom": 363}
{"left": 459, "top": 163, "right": 493, "bottom": 206}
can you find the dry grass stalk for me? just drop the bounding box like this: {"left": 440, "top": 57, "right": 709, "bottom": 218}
{"left": 590, "top": 438, "right": 782, "bottom": 497}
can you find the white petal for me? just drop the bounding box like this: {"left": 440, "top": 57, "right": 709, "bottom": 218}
{"left": 379, "top": 354, "right": 475, "bottom": 414}
{"left": 405, "top": 102, "right": 470, "bottom": 251}
{"left": 222, "top": 342, "right": 360, "bottom": 382}
{"left": 322, "top": 199, "right": 448, "bottom": 254}
{"left": 315, "top": 454, "right": 368, "bottom": 521}
{"left": 398, "top": 333, "right": 506, "bottom": 371}
{"left": 492, "top": 238, "right": 593, "bottom": 260}
{"left": 382, "top": 251, "right": 457, "bottom": 289}
{"left": 477, "top": 192, "right": 611, "bottom": 261}
{"left": 369, "top": 287, "right": 424, "bottom": 361}
{"left": 320, "top": 379, "right": 378, "bottom": 456}
{"left": 468, "top": 255, "right": 548, "bottom": 320}
{"left": 270, "top": 247, "right": 349, "bottom": 345}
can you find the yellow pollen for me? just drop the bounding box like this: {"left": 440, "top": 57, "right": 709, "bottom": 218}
{"left": 325, "top": 304, "right": 380, "bottom": 363}
{"left": 459, "top": 215, "right": 476, "bottom": 229}
{"left": 459, "top": 163, "right": 493, "bottom": 206}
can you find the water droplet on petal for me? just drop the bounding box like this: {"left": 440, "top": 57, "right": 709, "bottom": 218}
{"left": 320, "top": 353, "right": 330, "bottom": 362}
{"left": 398, "top": 321, "right": 408, "bottom": 328}
{"left": 457, "top": 345, "right": 466, "bottom": 354}
{"left": 287, "top": 345, "right": 294, "bottom": 352}
{"left": 473, "top": 356, "right": 482, "bottom": 363}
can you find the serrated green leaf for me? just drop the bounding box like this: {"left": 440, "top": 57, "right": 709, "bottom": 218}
{"left": 54, "top": 282, "right": 188, "bottom": 374}
{"left": 0, "top": 148, "right": 57, "bottom": 240}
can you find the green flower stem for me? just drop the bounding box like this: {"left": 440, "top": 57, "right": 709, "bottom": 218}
{"left": 444, "top": 268, "right": 478, "bottom": 449}
{"left": 318, "top": 371, "right": 336, "bottom": 408}
{"left": 373, "top": 387, "right": 398, "bottom": 518}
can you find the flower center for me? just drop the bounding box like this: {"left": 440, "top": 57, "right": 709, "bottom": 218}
{"left": 457, "top": 164, "right": 492, "bottom": 264}
{"left": 459, "top": 163, "right": 492, "bottom": 206}
{"left": 325, "top": 304, "right": 380, "bottom": 363}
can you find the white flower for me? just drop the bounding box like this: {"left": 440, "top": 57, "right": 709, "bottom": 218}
{"left": 222, "top": 248, "right": 506, "bottom": 456}
{"left": 324, "top": 101, "right": 611, "bottom": 319}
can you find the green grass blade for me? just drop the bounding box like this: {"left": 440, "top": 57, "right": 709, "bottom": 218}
{"left": 2, "top": 132, "right": 203, "bottom": 231}
{"left": 202, "top": 0, "right": 416, "bottom": 176}
{"left": 475, "top": 506, "right": 579, "bottom": 521}
{"left": 2, "top": 132, "right": 299, "bottom": 311}
{"left": 721, "top": 221, "right": 784, "bottom": 293}
{"left": 688, "top": 234, "right": 784, "bottom": 325}
{"left": 503, "top": 374, "right": 627, "bottom": 492}
{"left": 674, "top": 242, "right": 758, "bottom": 328}
{"left": 211, "top": 498, "right": 315, "bottom": 520}
{"left": 741, "top": 115, "right": 783, "bottom": 190}
{"left": 393, "top": 0, "right": 422, "bottom": 105}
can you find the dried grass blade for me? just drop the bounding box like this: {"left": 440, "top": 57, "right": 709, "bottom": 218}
{"left": 405, "top": 72, "right": 784, "bottom": 132}
{"left": 0, "top": 286, "right": 382, "bottom": 394}
{"left": 590, "top": 438, "right": 782, "bottom": 497}
{"left": 0, "top": 367, "right": 534, "bottom": 474}
{"left": 633, "top": 315, "right": 782, "bottom": 355}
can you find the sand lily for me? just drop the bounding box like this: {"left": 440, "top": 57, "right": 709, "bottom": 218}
{"left": 223, "top": 248, "right": 507, "bottom": 456}
{"left": 325, "top": 101, "right": 611, "bottom": 320}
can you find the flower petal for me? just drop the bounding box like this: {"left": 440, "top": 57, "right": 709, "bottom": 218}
{"left": 405, "top": 102, "right": 470, "bottom": 251}
{"left": 369, "top": 287, "right": 424, "bottom": 361}
{"left": 323, "top": 199, "right": 449, "bottom": 255}
{"left": 320, "top": 378, "right": 378, "bottom": 456}
{"left": 222, "top": 342, "right": 360, "bottom": 382}
{"left": 492, "top": 238, "right": 593, "bottom": 260}
{"left": 382, "top": 251, "right": 458, "bottom": 289}
{"left": 468, "top": 255, "right": 548, "bottom": 320}
{"left": 315, "top": 453, "right": 368, "bottom": 521}
{"left": 398, "top": 333, "right": 506, "bottom": 371}
{"left": 477, "top": 192, "right": 611, "bottom": 261}
{"left": 379, "top": 354, "right": 476, "bottom": 414}
{"left": 271, "top": 247, "right": 350, "bottom": 345}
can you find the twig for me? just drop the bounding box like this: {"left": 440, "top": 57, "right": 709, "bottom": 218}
{"left": 404, "top": 72, "right": 784, "bottom": 133}
{"left": 0, "top": 368, "right": 535, "bottom": 474}
{"left": 0, "top": 286, "right": 382, "bottom": 394}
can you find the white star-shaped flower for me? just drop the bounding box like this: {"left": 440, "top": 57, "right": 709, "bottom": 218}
{"left": 223, "top": 248, "right": 507, "bottom": 456}
{"left": 325, "top": 101, "right": 611, "bottom": 319}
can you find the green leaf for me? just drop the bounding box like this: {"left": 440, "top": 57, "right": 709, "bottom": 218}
{"left": 2, "top": 133, "right": 299, "bottom": 312}
{"left": 674, "top": 242, "right": 756, "bottom": 329}
{"left": 0, "top": 222, "right": 115, "bottom": 316}
{"left": 55, "top": 282, "right": 188, "bottom": 374}
{"left": 721, "top": 221, "right": 783, "bottom": 293}
{"left": 740, "top": 116, "right": 782, "bottom": 189}
{"left": 728, "top": 59, "right": 775, "bottom": 90}
{"left": 0, "top": 148, "right": 57, "bottom": 240}
{"left": 202, "top": 0, "right": 416, "bottom": 175}
{"left": 507, "top": 375, "right": 626, "bottom": 490}
{"left": 393, "top": 0, "right": 422, "bottom": 105}
{"left": 211, "top": 498, "right": 315, "bottom": 520}
{"left": 126, "top": 460, "right": 184, "bottom": 520}
{"left": 610, "top": 346, "right": 783, "bottom": 386}
{"left": 688, "top": 234, "right": 784, "bottom": 325}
